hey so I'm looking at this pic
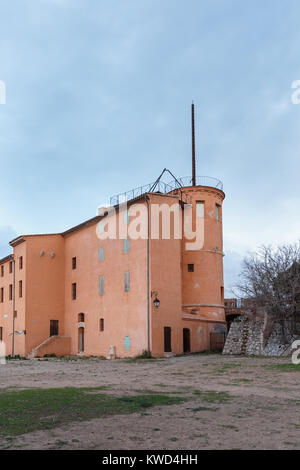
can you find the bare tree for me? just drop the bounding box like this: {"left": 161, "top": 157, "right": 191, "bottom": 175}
{"left": 236, "top": 242, "right": 300, "bottom": 343}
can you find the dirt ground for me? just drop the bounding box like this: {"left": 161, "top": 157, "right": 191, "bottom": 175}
{"left": 0, "top": 353, "right": 299, "bottom": 450}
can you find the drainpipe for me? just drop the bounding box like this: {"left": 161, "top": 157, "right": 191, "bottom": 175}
{"left": 144, "top": 194, "right": 150, "bottom": 356}
{"left": 12, "top": 257, "right": 15, "bottom": 357}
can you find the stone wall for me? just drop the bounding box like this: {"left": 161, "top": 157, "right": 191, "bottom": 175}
{"left": 222, "top": 316, "right": 264, "bottom": 355}
{"left": 223, "top": 315, "right": 299, "bottom": 356}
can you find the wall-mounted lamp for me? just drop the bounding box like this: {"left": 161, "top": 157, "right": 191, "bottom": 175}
{"left": 151, "top": 290, "right": 160, "bottom": 309}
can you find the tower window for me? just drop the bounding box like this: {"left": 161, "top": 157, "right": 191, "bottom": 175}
{"left": 188, "top": 264, "right": 194, "bottom": 272}
{"left": 19, "top": 280, "right": 23, "bottom": 298}
{"left": 72, "top": 283, "right": 77, "bottom": 300}
{"left": 216, "top": 204, "right": 221, "bottom": 221}
{"left": 19, "top": 257, "right": 23, "bottom": 269}
{"left": 196, "top": 201, "right": 204, "bottom": 218}
{"left": 72, "top": 257, "right": 77, "bottom": 269}
{"left": 9, "top": 284, "right": 12, "bottom": 300}
{"left": 1, "top": 266, "right": 3, "bottom": 277}
{"left": 9, "top": 262, "right": 12, "bottom": 273}
{"left": 100, "top": 318, "right": 104, "bottom": 332}
{"left": 0, "top": 288, "right": 3, "bottom": 303}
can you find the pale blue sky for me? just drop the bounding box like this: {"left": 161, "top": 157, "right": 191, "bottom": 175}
{"left": 1, "top": 0, "right": 300, "bottom": 294}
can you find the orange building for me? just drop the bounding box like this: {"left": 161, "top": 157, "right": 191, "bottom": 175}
{"left": 0, "top": 175, "right": 226, "bottom": 358}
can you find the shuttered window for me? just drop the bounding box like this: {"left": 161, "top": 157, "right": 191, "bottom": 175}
{"left": 99, "top": 275, "right": 104, "bottom": 295}
{"left": 124, "top": 271, "right": 130, "bottom": 292}
{"left": 124, "top": 336, "right": 130, "bottom": 350}
{"left": 123, "top": 238, "right": 130, "bottom": 253}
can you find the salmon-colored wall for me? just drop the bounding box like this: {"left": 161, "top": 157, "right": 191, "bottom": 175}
{"left": 0, "top": 184, "right": 226, "bottom": 359}
{"left": 63, "top": 206, "right": 148, "bottom": 358}
{"left": 24, "top": 235, "right": 65, "bottom": 356}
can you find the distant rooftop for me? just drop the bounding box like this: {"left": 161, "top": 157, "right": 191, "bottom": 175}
{"left": 110, "top": 175, "right": 223, "bottom": 206}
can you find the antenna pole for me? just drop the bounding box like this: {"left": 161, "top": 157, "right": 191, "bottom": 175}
{"left": 191, "top": 102, "right": 196, "bottom": 186}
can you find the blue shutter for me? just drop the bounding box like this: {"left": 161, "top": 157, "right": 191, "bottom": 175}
{"left": 99, "top": 275, "right": 104, "bottom": 295}
{"left": 123, "top": 238, "right": 130, "bottom": 253}
{"left": 99, "top": 247, "right": 104, "bottom": 261}
{"left": 124, "top": 336, "right": 130, "bottom": 350}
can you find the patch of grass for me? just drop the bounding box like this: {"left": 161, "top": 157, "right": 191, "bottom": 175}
{"left": 290, "top": 423, "right": 300, "bottom": 429}
{"left": 0, "top": 387, "right": 186, "bottom": 437}
{"left": 269, "top": 363, "right": 300, "bottom": 372}
{"left": 192, "top": 390, "right": 233, "bottom": 403}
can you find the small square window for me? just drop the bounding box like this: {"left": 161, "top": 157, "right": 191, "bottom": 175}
{"left": 188, "top": 264, "right": 194, "bottom": 272}
{"left": 72, "top": 257, "right": 77, "bottom": 269}
{"left": 100, "top": 318, "right": 104, "bottom": 332}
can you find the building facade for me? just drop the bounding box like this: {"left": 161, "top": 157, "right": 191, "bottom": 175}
{"left": 0, "top": 178, "right": 226, "bottom": 358}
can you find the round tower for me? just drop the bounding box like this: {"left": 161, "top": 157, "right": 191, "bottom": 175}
{"left": 170, "top": 177, "right": 225, "bottom": 323}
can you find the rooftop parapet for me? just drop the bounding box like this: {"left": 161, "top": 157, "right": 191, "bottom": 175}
{"left": 110, "top": 175, "right": 223, "bottom": 206}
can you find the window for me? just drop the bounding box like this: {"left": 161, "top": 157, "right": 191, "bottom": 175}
{"left": 216, "top": 204, "right": 221, "bottom": 221}
{"left": 0, "top": 288, "right": 3, "bottom": 303}
{"left": 196, "top": 201, "right": 204, "bottom": 218}
{"left": 9, "top": 284, "right": 12, "bottom": 301}
{"left": 123, "top": 238, "right": 130, "bottom": 253}
{"left": 1, "top": 265, "right": 4, "bottom": 277}
{"left": 50, "top": 320, "right": 59, "bottom": 336}
{"left": 14, "top": 311, "right": 17, "bottom": 318}
{"left": 72, "top": 257, "right": 77, "bottom": 269}
{"left": 99, "top": 275, "right": 104, "bottom": 295}
{"left": 100, "top": 318, "right": 104, "bottom": 332}
{"left": 72, "top": 283, "right": 77, "bottom": 300}
{"left": 9, "top": 261, "right": 12, "bottom": 273}
{"left": 124, "top": 271, "right": 130, "bottom": 292}
{"left": 0, "top": 327, "right": 2, "bottom": 341}
{"left": 19, "top": 256, "right": 23, "bottom": 270}
{"left": 99, "top": 247, "right": 104, "bottom": 261}
{"left": 78, "top": 312, "right": 84, "bottom": 322}
{"left": 124, "top": 336, "right": 130, "bottom": 350}
{"left": 19, "top": 280, "right": 22, "bottom": 298}
{"left": 188, "top": 264, "right": 194, "bottom": 272}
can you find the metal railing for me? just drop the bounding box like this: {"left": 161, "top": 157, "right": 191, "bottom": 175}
{"left": 110, "top": 175, "right": 223, "bottom": 206}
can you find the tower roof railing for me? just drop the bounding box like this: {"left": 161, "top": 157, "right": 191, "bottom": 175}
{"left": 109, "top": 175, "right": 223, "bottom": 206}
